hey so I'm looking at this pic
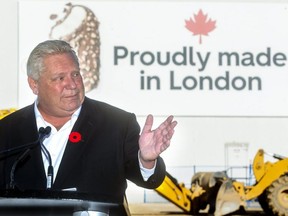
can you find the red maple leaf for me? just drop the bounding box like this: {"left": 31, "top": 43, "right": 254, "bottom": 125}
{"left": 185, "top": 9, "right": 216, "bottom": 44}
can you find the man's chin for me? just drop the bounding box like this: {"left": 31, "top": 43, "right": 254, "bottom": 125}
{"left": 63, "top": 102, "right": 82, "bottom": 111}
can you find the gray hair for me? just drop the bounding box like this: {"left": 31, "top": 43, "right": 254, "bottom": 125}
{"left": 26, "top": 40, "right": 79, "bottom": 80}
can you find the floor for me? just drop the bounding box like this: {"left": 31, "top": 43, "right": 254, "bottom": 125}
{"left": 128, "top": 203, "right": 267, "bottom": 216}
{"left": 129, "top": 203, "right": 187, "bottom": 215}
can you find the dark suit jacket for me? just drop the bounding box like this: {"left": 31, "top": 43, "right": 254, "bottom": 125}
{"left": 0, "top": 97, "right": 166, "bottom": 204}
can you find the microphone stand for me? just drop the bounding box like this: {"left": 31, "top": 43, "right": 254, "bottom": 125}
{"left": 40, "top": 139, "right": 53, "bottom": 189}
{"left": 9, "top": 149, "right": 31, "bottom": 189}
{"left": 0, "top": 140, "right": 39, "bottom": 159}
{"left": 6, "top": 127, "right": 52, "bottom": 190}
{"left": 38, "top": 126, "right": 54, "bottom": 189}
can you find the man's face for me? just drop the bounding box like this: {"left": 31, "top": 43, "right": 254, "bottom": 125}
{"left": 28, "top": 53, "right": 85, "bottom": 117}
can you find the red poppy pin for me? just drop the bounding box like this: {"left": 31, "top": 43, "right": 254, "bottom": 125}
{"left": 69, "top": 132, "right": 82, "bottom": 143}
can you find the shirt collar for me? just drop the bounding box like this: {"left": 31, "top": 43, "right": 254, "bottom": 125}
{"left": 34, "top": 100, "right": 82, "bottom": 131}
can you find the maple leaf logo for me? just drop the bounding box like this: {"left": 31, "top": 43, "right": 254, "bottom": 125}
{"left": 185, "top": 9, "right": 216, "bottom": 44}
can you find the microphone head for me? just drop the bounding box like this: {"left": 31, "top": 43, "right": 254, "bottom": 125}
{"left": 38, "top": 126, "right": 52, "bottom": 136}
{"left": 39, "top": 127, "right": 46, "bottom": 134}
{"left": 45, "top": 126, "right": 52, "bottom": 135}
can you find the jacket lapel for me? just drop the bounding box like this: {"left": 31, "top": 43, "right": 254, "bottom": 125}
{"left": 53, "top": 99, "right": 99, "bottom": 189}
{"left": 15, "top": 104, "right": 47, "bottom": 189}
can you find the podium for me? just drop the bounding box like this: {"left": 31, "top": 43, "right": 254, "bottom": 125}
{"left": 0, "top": 190, "right": 128, "bottom": 216}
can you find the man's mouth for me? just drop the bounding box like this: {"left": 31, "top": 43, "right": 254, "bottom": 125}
{"left": 64, "top": 93, "right": 79, "bottom": 99}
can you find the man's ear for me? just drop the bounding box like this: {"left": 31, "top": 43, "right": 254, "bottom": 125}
{"left": 28, "top": 77, "right": 38, "bottom": 95}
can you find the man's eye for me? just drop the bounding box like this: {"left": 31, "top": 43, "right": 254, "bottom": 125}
{"left": 52, "top": 76, "right": 64, "bottom": 81}
{"left": 73, "top": 72, "right": 80, "bottom": 77}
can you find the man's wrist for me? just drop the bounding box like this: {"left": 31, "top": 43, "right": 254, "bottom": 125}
{"left": 138, "top": 151, "right": 156, "bottom": 169}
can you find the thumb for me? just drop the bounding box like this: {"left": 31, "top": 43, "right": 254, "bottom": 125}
{"left": 141, "top": 114, "right": 154, "bottom": 134}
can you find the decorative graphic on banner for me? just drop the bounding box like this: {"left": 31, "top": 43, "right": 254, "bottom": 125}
{"left": 18, "top": 1, "right": 288, "bottom": 116}
{"left": 185, "top": 9, "right": 216, "bottom": 44}
{"left": 49, "top": 2, "right": 101, "bottom": 92}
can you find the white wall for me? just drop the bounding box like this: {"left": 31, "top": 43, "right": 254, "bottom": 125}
{"left": 1, "top": 0, "right": 288, "bottom": 203}
{"left": 0, "top": 0, "right": 18, "bottom": 108}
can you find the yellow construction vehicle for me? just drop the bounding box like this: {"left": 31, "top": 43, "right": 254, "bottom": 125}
{"left": 155, "top": 149, "right": 288, "bottom": 216}
{"left": 0, "top": 109, "right": 16, "bottom": 120}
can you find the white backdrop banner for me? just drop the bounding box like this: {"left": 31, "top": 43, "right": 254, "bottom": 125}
{"left": 19, "top": 1, "right": 288, "bottom": 116}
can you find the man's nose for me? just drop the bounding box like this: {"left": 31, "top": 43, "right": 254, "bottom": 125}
{"left": 66, "top": 76, "right": 77, "bottom": 89}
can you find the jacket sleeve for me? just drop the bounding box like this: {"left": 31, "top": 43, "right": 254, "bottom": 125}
{"left": 124, "top": 114, "right": 166, "bottom": 189}
{"left": 142, "top": 156, "right": 166, "bottom": 189}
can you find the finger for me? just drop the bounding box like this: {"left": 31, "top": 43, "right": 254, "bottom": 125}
{"left": 165, "top": 115, "right": 178, "bottom": 128}
{"left": 161, "top": 140, "right": 171, "bottom": 152}
{"left": 141, "top": 114, "right": 154, "bottom": 133}
{"left": 162, "top": 116, "right": 177, "bottom": 134}
{"left": 157, "top": 115, "right": 173, "bottom": 132}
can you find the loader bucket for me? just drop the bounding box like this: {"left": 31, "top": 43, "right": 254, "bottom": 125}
{"left": 190, "top": 171, "right": 229, "bottom": 214}
{"left": 214, "top": 179, "right": 244, "bottom": 216}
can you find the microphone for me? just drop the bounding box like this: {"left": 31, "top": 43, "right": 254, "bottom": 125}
{"left": 8, "top": 126, "right": 52, "bottom": 189}
{"left": 38, "top": 126, "right": 51, "bottom": 143}
{"left": 0, "top": 126, "right": 51, "bottom": 157}
{"left": 38, "top": 126, "right": 53, "bottom": 189}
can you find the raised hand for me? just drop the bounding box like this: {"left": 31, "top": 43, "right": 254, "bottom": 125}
{"left": 139, "top": 114, "right": 177, "bottom": 168}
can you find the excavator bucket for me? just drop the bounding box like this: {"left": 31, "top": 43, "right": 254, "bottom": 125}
{"left": 214, "top": 178, "right": 244, "bottom": 216}
{"left": 190, "top": 171, "right": 229, "bottom": 214}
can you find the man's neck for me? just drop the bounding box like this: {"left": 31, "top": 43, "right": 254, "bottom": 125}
{"left": 40, "top": 113, "right": 72, "bottom": 131}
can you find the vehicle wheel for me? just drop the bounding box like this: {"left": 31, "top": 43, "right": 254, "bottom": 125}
{"left": 189, "top": 197, "right": 201, "bottom": 215}
{"left": 258, "top": 190, "right": 273, "bottom": 215}
{"left": 266, "top": 175, "right": 288, "bottom": 216}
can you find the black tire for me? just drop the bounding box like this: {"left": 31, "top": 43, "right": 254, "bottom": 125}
{"left": 258, "top": 189, "right": 273, "bottom": 215}
{"left": 266, "top": 175, "right": 288, "bottom": 216}
{"left": 189, "top": 196, "right": 201, "bottom": 215}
